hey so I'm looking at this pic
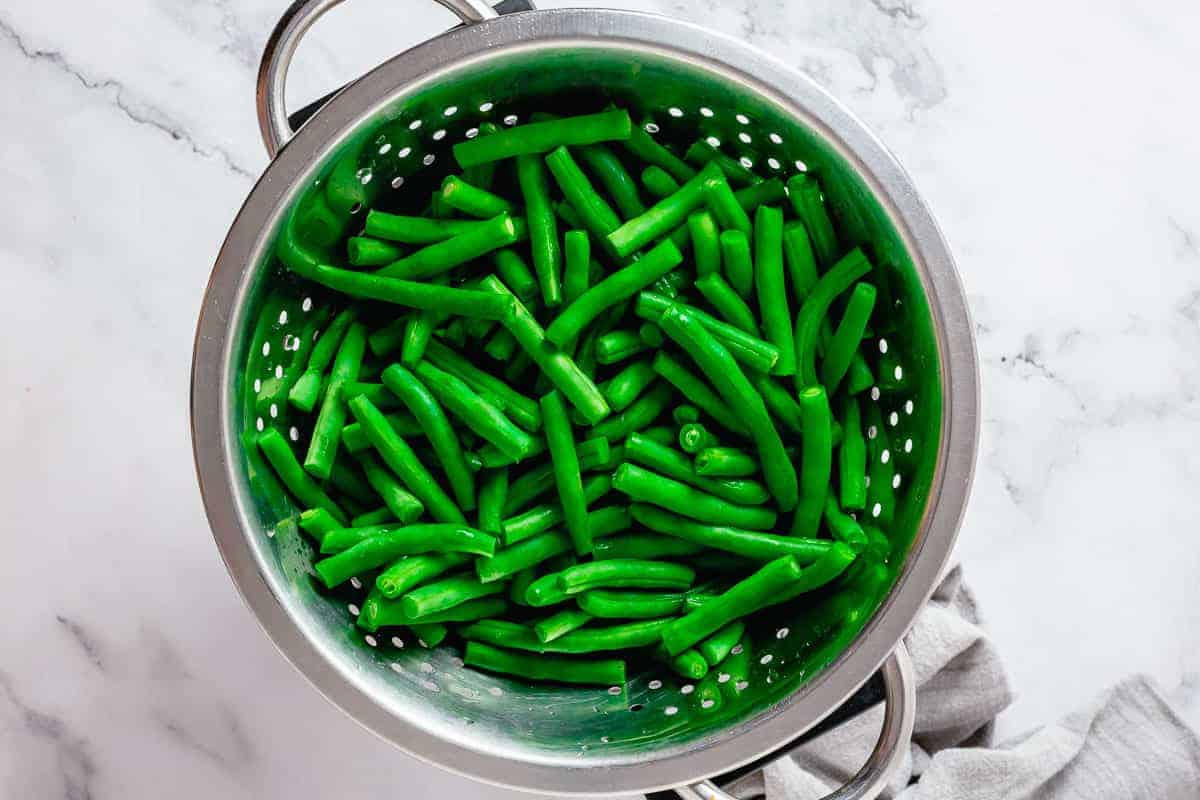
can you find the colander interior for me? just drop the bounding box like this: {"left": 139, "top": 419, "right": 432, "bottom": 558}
{"left": 227, "top": 44, "right": 941, "bottom": 769}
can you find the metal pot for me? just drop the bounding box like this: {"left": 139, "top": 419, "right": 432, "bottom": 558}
{"left": 191, "top": 1, "right": 979, "bottom": 797}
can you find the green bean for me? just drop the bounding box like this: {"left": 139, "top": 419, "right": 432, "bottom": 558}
{"left": 347, "top": 236, "right": 403, "bottom": 267}
{"left": 364, "top": 211, "right": 484, "bottom": 244}
{"left": 734, "top": 178, "right": 786, "bottom": 213}
{"left": 650, "top": 353, "right": 747, "bottom": 436}
{"left": 594, "top": 329, "right": 647, "bottom": 365}
{"left": 367, "top": 317, "right": 409, "bottom": 358}
{"left": 578, "top": 589, "right": 687, "bottom": 619}
{"left": 666, "top": 648, "right": 709, "bottom": 680}
{"left": 439, "top": 175, "right": 514, "bottom": 219}
{"left": 479, "top": 275, "right": 610, "bottom": 425}
{"left": 423, "top": 339, "right": 541, "bottom": 432}
{"left": 697, "top": 621, "right": 745, "bottom": 667}
{"left": 534, "top": 608, "right": 594, "bottom": 643}
{"left": 846, "top": 352, "right": 875, "bottom": 395}
{"left": 503, "top": 438, "right": 611, "bottom": 514}
{"left": 547, "top": 618, "right": 673, "bottom": 653}
{"left": 298, "top": 507, "right": 342, "bottom": 544}
{"left": 719, "top": 230, "right": 753, "bottom": 299}
{"left": 754, "top": 205, "right": 795, "bottom": 376}
{"left": 822, "top": 283, "right": 877, "bottom": 394}
{"left": 341, "top": 411, "right": 423, "bottom": 453}
{"left": 356, "top": 451, "right": 426, "bottom": 523}
{"left": 454, "top": 109, "right": 632, "bottom": 168}
{"left": 593, "top": 534, "right": 707, "bottom": 561}
{"left": 557, "top": 559, "right": 695, "bottom": 595}
{"left": 607, "top": 162, "right": 720, "bottom": 257}
{"left": 509, "top": 568, "right": 537, "bottom": 607}
{"left": 289, "top": 308, "right": 355, "bottom": 413}
{"left": 515, "top": 154, "right": 562, "bottom": 307}
{"left": 462, "top": 121, "right": 501, "bottom": 188}
{"left": 613, "top": 463, "right": 776, "bottom": 529}
{"left": 491, "top": 248, "right": 539, "bottom": 304}
{"left": 694, "top": 447, "right": 759, "bottom": 477}
{"left": 782, "top": 220, "right": 819, "bottom": 301}
{"left": 624, "top": 123, "right": 697, "bottom": 183}
{"left": 559, "top": 229, "right": 590, "bottom": 306}
{"left": 340, "top": 381, "right": 401, "bottom": 411}
{"left": 823, "top": 494, "right": 868, "bottom": 553}
{"left": 374, "top": 213, "right": 521, "bottom": 281}
{"left": 631, "top": 504, "right": 834, "bottom": 564}
{"left": 500, "top": 478, "right": 617, "bottom": 546}
{"left": 695, "top": 273, "right": 758, "bottom": 334}
{"left": 602, "top": 360, "right": 657, "bottom": 412}
{"left": 412, "top": 623, "right": 450, "bottom": 647}
{"left": 313, "top": 523, "right": 496, "bottom": 588}
{"left": 749, "top": 372, "right": 802, "bottom": 435}
{"left": 413, "top": 361, "right": 538, "bottom": 463}
{"left": 401, "top": 573, "right": 506, "bottom": 619}
{"left": 524, "top": 571, "right": 573, "bottom": 607}
{"left": 363, "top": 594, "right": 508, "bottom": 631}
{"left": 376, "top": 552, "right": 470, "bottom": 598}
{"left": 864, "top": 403, "right": 896, "bottom": 526}
{"left": 641, "top": 165, "right": 680, "bottom": 198}
{"left": 718, "top": 635, "right": 752, "bottom": 700}
{"left": 400, "top": 308, "right": 443, "bottom": 367}
{"left": 658, "top": 306, "right": 798, "bottom": 511}
{"left": 547, "top": 239, "right": 683, "bottom": 348}
{"left": 380, "top": 363, "right": 475, "bottom": 511}
{"left": 791, "top": 386, "right": 832, "bottom": 537}
{"left": 553, "top": 200, "right": 583, "bottom": 230}
{"left": 347, "top": 395, "right": 465, "bottom": 523}
{"left": 694, "top": 669, "right": 724, "bottom": 711}
{"left": 793, "top": 249, "right": 873, "bottom": 389}
{"left": 318, "top": 523, "right": 396, "bottom": 554}
{"left": 588, "top": 381, "right": 673, "bottom": 442}
{"left": 637, "top": 292, "right": 780, "bottom": 374}
{"left": 773, "top": 541, "right": 858, "bottom": 606}
{"left": 639, "top": 425, "right": 676, "bottom": 445}
{"left": 310, "top": 265, "right": 514, "bottom": 320}
{"left": 839, "top": 395, "right": 868, "bottom": 511}
{"left": 787, "top": 173, "right": 839, "bottom": 267}
{"left": 484, "top": 326, "right": 518, "bottom": 361}
{"left": 579, "top": 144, "right": 645, "bottom": 219}
{"left": 685, "top": 140, "right": 760, "bottom": 186}
{"left": 661, "top": 555, "right": 802, "bottom": 656}
{"left": 303, "top": 322, "right": 366, "bottom": 480}
{"left": 705, "top": 174, "right": 753, "bottom": 237}
{"left": 541, "top": 390, "right": 592, "bottom": 555}
{"left": 678, "top": 422, "right": 718, "bottom": 454}
{"left": 328, "top": 457, "right": 380, "bottom": 506}
{"left": 476, "top": 468, "right": 507, "bottom": 536}
{"left": 672, "top": 405, "right": 700, "bottom": 425}
{"left": 545, "top": 146, "right": 622, "bottom": 242}
{"left": 464, "top": 641, "right": 625, "bottom": 686}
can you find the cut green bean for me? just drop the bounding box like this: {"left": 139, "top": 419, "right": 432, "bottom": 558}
{"left": 624, "top": 123, "right": 697, "bottom": 183}
{"left": 479, "top": 275, "right": 610, "bottom": 425}
{"left": 719, "top": 230, "right": 753, "bottom": 299}
{"left": 705, "top": 174, "right": 752, "bottom": 237}
{"left": 310, "top": 266, "right": 514, "bottom": 320}
{"left": 454, "top": 109, "right": 633, "bottom": 168}
{"left": 476, "top": 468, "right": 507, "bottom": 536}
{"left": 578, "top": 589, "right": 687, "bottom": 619}
{"left": 423, "top": 339, "right": 541, "bottom": 432}
{"left": 534, "top": 608, "right": 594, "bottom": 643}
{"left": 638, "top": 293, "right": 779, "bottom": 374}
{"left": 484, "top": 325, "right": 518, "bottom": 361}
{"left": 749, "top": 372, "right": 802, "bottom": 435}
{"left": 682, "top": 210, "right": 720, "bottom": 278}
{"left": 678, "top": 422, "right": 718, "bottom": 455}
{"left": 347, "top": 394, "right": 465, "bottom": 523}
{"left": 367, "top": 316, "right": 409, "bottom": 358}
{"left": 500, "top": 479, "right": 618, "bottom": 546}
{"left": 793, "top": 249, "right": 873, "bottom": 389}
{"left": 298, "top": 507, "right": 342, "bottom": 544}
{"left": 650, "top": 353, "right": 747, "bottom": 436}
{"left": 667, "top": 648, "right": 709, "bottom": 680}
{"left": 413, "top": 361, "right": 538, "bottom": 463}
{"left": 328, "top": 457, "right": 380, "bottom": 506}
{"left": 401, "top": 573, "right": 506, "bottom": 619}
{"left": 341, "top": 411, "right": 423, "bottom": 453}
{"left": 607, "top": 162, "right": 719, "bottom": 257}
{"left": 846, "top": 352, "right": 875, "bottom": 395}
{"left": 541, "top": 390, "right": 592, "bottom": 555}
{"left": 515, "top": 154, "right": 563, "bottom": 307}
{"left": 400, "top": 307, "right": 444, "bottom": 367}
{"left": 464, "top": 641, "right": 625, "bottom": 686}
{"left": 658, "top": 306, "right": 798, "bottom": 511}
{"left": 824, "top": 494, "right": 869, "bottom": 553}
{"left": 562, "top": 229, "right": 591, "bottom": 305}
{"left": 782, "top": 220, "right": 819, "bottom": 302}
{"left": 685, "top": 140, "right": 760, "bottom": 186}
{"left": 631, "top": 504, "right": 834, "bottom": 564}
{"left": 347, "top": 236, "right": 403, "bottom": 267}
{"left": 787, "top": 173, "right": 839, "bottom": 267}
{"left": 356, "top": 451, "right": 426, "bottom": 523}
{"left": 822, "top": 283, "right": 877, "bottom": 394}
{"left": 588, "top": 381, "right": 674, "bottom": 442}
{"left": 412, "top": 623, "right": 450, "bottom": 647}
{"left": 362, "top": 595, "right": 507, "bottom": 631}
{"left": 695, "top": 273, "right": 758, "bottom": 334}
{"left": 341, "top": 381, "right": 401, "bottom": 411}
{"left": 698, "top": 621, "right": 745, "bottom": 668}
{"left": 641, "top": 165, "right": 680, "bottom": 198}
{"left": 375, "top": 213, "right": 521, "bottom": 281}
{"left": 791, "top": 386, "right": 832, "bottom": 537}
{"left": 376, "top": 552, "right": 470, "bottom": 598}
{"left": 734, "top": 178, "right": 786, "bottom": 213}
{"left": 545, "top": 146, "right": 622, "bottom": 242}
{"left": 754, "top": 205, "right": 795, "bottom": 376}
{"left": 313, "top": 523, "right": 496, "bottom": 588}
{"left": 672, "top": 405, "right": 700, "bottom": 425}
{"left": 503, "top": 438, "right": 611, "bottom": 514}
{"left": 602, "top": 360, "right": 657, "bottom": 412}
{"left": 594, "top": 329, "right": 647, "bottom": 365}
{"left": 718, "top": 635, "right": 752, "bottom": 700}
{"left": 557, "top": 559, "right": 695, "bottom": 595}
{"left": 492, "top": 248, "right": 539, "bottom": 304}
{"left": 319, "top": 523, "right": 398, "bottom": 554}
{"left": 593, "top": 534, "right": 707, "bottom": 561}
{"left": 839, "top": 395, "right": 867, "bottom": 511}
{"left": 579, "top": 144, "right": 645, "bottom": 219}
{"left": 694, "top": 670, "right": 724, "bottom": 711}
{"left": 380, "top": 363, "right": 476, "bottom": 511}
{"left": 289, "top": 308, "right": 355, "bottom": 413}
{"left": 440, "top": 174, "right": 514, "bottom": 219}
{"left": 304, "top": 322, "right": 367, "bottom": 480}
{"left": 694, "top": 447, "right": 759, "bottom": 477}
{"left": 349, "top": 510, "right": 391, "bottom": 528}
{"left": 364, "top": 211, "right": 484, "bottom": 244}
{"left": 613, "top": 463, "right": 776, "bottom": 529}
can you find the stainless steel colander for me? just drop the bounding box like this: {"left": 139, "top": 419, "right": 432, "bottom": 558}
{"left": 191, "top": 1, "right": 979, "bottom": 797}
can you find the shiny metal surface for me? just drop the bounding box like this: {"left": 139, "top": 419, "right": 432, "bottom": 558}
{"left": 195, "top": 6, "right": 978, "bottom": 797}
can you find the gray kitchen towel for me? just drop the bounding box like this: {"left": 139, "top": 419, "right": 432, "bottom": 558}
{"left": 721, "top": 565, "right": 1200, "bottom": 799}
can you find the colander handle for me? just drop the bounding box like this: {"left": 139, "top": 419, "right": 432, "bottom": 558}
{"left": 256, "top": 0, "right": 508, "bottom": 157}
{"left": 675, "top": 642, "right": 915, "bottom": 800}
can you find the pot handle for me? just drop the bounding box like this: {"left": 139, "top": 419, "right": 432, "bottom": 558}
{"left": 256, "top": 0, "right": 508, "bottom": 157}
{"left": 675, "top": 642, "right": 915, "bottom": 800}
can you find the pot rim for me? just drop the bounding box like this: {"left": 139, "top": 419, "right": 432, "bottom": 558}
{"left": 191, "top": 9, "right": 978, "bottom": 795}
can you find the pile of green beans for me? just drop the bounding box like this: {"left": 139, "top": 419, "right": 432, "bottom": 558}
{"left": 254, "top": 107, "right": 895, "bottom": 696}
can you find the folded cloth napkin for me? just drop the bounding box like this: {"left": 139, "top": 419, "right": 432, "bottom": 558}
{"left": 720, "top": 565, "right": 1200, "bottom": 800}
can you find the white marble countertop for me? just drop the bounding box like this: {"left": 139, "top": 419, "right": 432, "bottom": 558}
{"left": 4, "top": 0, "right": 1199, "bottom": 796}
